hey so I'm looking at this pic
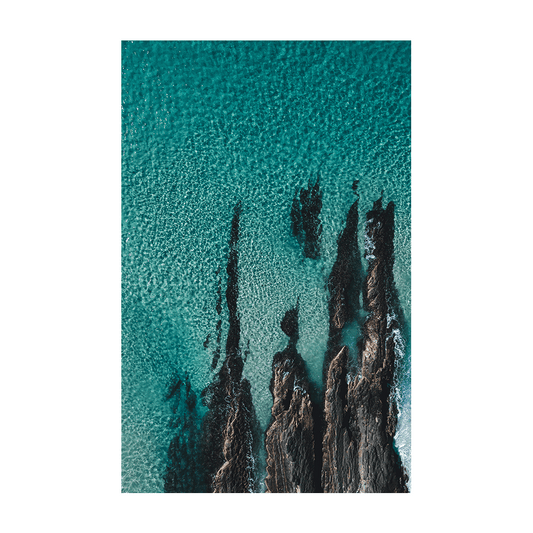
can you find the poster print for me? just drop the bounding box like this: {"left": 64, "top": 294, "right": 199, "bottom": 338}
{"left": 122, "top": 41, "right": 410, "bottom": 493}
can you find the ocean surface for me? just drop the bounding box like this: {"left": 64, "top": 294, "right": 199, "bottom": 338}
{"left": 121, "top": 41, "right": 411, "bottom": 492}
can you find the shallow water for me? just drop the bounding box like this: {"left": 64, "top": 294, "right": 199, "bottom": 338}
{"left": 122, "top": 41, "right": 411, "bottom": 492}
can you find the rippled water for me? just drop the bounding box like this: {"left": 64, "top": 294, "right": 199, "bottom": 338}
{"left": 122, "top": 41, "right": 411, "bottom": 493}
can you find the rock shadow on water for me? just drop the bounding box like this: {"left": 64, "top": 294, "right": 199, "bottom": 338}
{"left": 164, "top": 374, "right": 207, "bottom": 493}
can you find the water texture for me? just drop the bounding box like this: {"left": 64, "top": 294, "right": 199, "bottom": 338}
{"left": 122, "top": 41, "right": 411, "bottom": 493}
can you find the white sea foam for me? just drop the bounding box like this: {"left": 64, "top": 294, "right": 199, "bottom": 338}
{"left": 387, "top": 318, "right": 411, "bottom": 487}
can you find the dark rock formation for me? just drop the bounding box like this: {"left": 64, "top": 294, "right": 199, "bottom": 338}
{"left": 321, "top": 194, "right": 408, "bottom": 493}
{"left": 347, "top": 196, "right": 408, "bottom": 492}
{"left": 164, "top": 375, "right": 206, "bottom": 492}
{"left": 323, "top": 180, "right": 363, "bottom": 379}
{"left": 321, "top": 346, "right": 359, "bottom": 492}
{"left": 225, "top": 202, "right": 241, "bottom": 359}
{"left": 200, "top": 202, "right": 259, "bottom": 493}
{"left": 207, "top": 372, "right": 257, "bottom": 493}
{"left": 265, "top": 304, "right": 316, "bottom": 493}
{"left": 290, "top": 175, "right": 323, "bottom": 259}
{"left": 280, "top": 305, "right": 298, "bottom": 338}
{"left": 320, "top": 181, "right": 363, "bottom": 492}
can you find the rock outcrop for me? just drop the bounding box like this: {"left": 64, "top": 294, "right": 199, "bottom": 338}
{"left": 264, "top": 305, "right": 316, "bottom": 493}
{"left": 320, "top": 182, "right": 362, "bottom": 492}
{"left": 195, "top": 191, "right": 409, "bottom": 494}
{"left": 323, "top": 180, "right": 363, "bottom": 379}
{"left": 321, "top": 194, "right": 408, "bottom": 493}
{"left": 321, "top": 346, "right": 359, "bottom": 492}
{"left": 200, "top": 202, "right": 259, "bottom": 493}
{"left": 347, "top": 196, "right": 408, "bottom": 492}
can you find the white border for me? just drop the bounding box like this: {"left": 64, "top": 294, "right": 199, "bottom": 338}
{"left": 101, "top": 19, "right": 431, "bottom": 514}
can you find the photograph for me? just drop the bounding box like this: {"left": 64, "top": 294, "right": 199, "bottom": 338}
{"left": 121, "top": 41, "right": 411, "bottom": 493}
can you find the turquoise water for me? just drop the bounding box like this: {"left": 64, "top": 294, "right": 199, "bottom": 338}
{"left": 121, "top": 41, "right": 411, "bottom": 492}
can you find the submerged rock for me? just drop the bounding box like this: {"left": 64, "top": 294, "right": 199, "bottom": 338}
{"left": 211, "top": 266, "right": 223, "bottom": 370}
{"left": 164, "top": 375, "right": 206, "bottom": 493}
{"left": 290, "top": 175, "right": 323, "bottom": 259}
{"left": 265, "top": 305, "right": 316, "bottom": 493}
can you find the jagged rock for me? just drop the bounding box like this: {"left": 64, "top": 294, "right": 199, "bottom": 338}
{"left": 321, "top": 193, "right": 408, "bottom": 493}
{"left": 323, "top": 181, "right": 362, "bottom": 379}
{"left": 321, "top": 346, "right": 359, "bottom": 492}
{"left": 212, "top": 378, "right": 257, "bottom": 493}
{"left": 320, "top": 182, "right": 363, "bottom": 493}
{"left": 346, "top": 197, "right": 408, "bottom": 493}
{"left": 265, "top": 306, "right": 315, "bottom": 493}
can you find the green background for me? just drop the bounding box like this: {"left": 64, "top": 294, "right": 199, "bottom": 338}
{"left": 1, "top": 0, "right": 532, "bottom": 533}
